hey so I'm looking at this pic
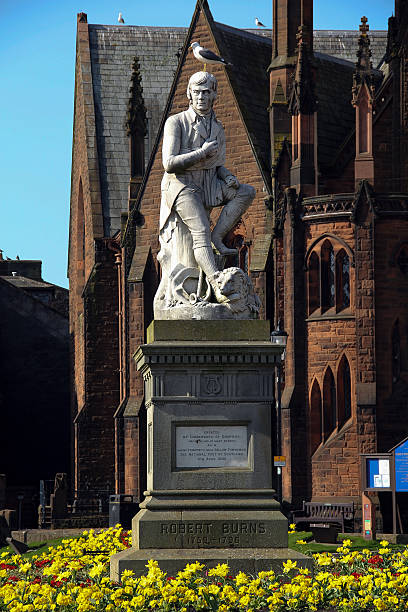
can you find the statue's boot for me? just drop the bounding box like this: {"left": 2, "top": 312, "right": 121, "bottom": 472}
{"left": 194, "top": 246, "right": 229, "bottom": 303}
{"left": 211, "top": 184, "right": 255, "bottom": 255}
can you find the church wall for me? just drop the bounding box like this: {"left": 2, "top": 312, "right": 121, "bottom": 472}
{"left": 70, "top": 34, "right": 102, "bottom": 417}
{"left": 69, "top": 17, "right": 120, "bottom": 495}
{"left": 121, "top": 278, "right": 145, "bottom": 498}
{"left": 374, "top": 217, "right": 408, "bottom": 452}
{"left": 304, "top": 218, "right": 360, "bottom": 499}
{"left": 74, "top": 243, "right": 119, "bottom": 493}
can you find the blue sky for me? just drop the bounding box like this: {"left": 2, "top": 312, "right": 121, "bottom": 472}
{"left": 0, "top": 0, "right": 393, "bottom": 288}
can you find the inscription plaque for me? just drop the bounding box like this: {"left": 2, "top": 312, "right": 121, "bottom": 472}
{"left": 157, "top": 521, "right": 267, "bottom": 548}
{"left": 176, "top": 425, "right": 248, "bottom": 468}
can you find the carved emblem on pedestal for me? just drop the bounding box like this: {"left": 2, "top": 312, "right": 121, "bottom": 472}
{"left": 203, "top": 374, "right": 222, "bottom": 395}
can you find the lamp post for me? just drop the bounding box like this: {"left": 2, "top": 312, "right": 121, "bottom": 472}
{"left": 271, "top": 323, "right": 288, "bottom": 504}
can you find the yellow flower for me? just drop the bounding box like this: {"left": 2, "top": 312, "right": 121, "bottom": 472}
{"left": 296, "top": 539, "right": 307, "bottom": 545}
{"left": 121, "top": 568, "right": 135, "bottom": 579}
{"left": 56, "top": 592, "right": 72, "bottom": 606}
{"left": 239, "top": 594, "right": 251, "bottom": 607}
{"left": 283, "top": 559, "right": 297, "bottom": 573}
{"left": 88, "top": 563, "right": 105, "bottom": 578}
{"left": 19, "top": 563, "right": 31, "bottom": 574}
{"left": 68, "top": 560, "right": 83, "bottom": 571}
{"left": 208, "top": 563, "right": 229, "bottom": 578}
{"left": 235, "top": 571, "right": 248, "bottom": 585}
{"left": 373, "top": 598, "right": 388, "bottom": 610}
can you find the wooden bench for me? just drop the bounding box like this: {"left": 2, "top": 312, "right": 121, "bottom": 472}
{"left": 291, "top": 501, "right": 354, "bottom": 534}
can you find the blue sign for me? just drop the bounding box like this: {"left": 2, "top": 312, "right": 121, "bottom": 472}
{"left": 395, "top": 439, "right": 408, "bottom": 492}
{"left": 366, "top": 457, "right": 391, "bottom": 489}
{"left": 367, "top": 458, "right": 379, "bottom": 488}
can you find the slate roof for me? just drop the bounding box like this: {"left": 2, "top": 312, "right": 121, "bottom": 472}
{"left": 1, "top": 275, "right": 54, "bottom": 289}
{"left": 315, "top": 51, "right": 385, "bottom": 170}
{"left": 314, "top": 53, "right": 356, "bottom": 169}
{"left": 231, "top": 29, "right": 388, "bottom": 68}
{"left": 313, "top": 31, "right": 388, "bottom": 68}
{"left": 87, "top": 22, "right": 388, "bottom": 233}
{"left": 88, "top": 25, "right": 187, "bottom": 236}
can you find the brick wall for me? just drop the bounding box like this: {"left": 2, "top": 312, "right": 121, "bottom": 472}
{"left": 74, "top": 242, "right": 119, "bottom": 492}
{"left": 69, "top": 16, "right": 115, "bottom": 494}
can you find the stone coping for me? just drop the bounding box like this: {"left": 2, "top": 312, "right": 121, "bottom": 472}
{"left": 11, "top": 528, "right": 105, "bottom": 544}
{"left": 110, "top": 547, "right": 313, "bottom": 580}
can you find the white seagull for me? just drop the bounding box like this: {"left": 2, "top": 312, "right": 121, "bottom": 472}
{"left": 190, "top": 42, "right": 231, "bottom": 69}
{"left": 118, "top": 12, "right": 125, "bottom": 24}
{"left": 255, "top": 17, "right": 267, "bottom": 27}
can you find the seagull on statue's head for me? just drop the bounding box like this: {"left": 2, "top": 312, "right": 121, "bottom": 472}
{"left": 255, "top": 17, "right": 267, "bottom": 27}
{"left": 118, "top": 12, "right": 125, "bottom": 24}
{"left": 190, "top": 42, "right": 232, "bottom": 68}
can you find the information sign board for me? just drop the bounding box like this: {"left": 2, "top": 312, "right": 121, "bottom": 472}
{"left": 366, "top": 457, "right": 390, "bottom": 488}
{"left": 395, "top": 439, "right": 408, "bottom": 492}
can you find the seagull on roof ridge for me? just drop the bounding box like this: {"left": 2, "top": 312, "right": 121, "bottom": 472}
{"left": 118, "top": 12, "right": 125, "bottom": 24}
{"left": 190, "top": 42, "right": 232, "bottom": 70}
{"left": 255, "top": 17, "right": 267, "bottom": 27}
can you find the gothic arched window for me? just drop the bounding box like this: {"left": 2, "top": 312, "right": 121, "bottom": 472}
{"left": 336, "top": 249, "right": 350, "bottom": 310}
{"left": 308, "top": 251, "right": 320, "bottom": 315}
{"left": 323, "top": 367, "right": 336, "bottom": 440}
{"left": 310, "top": 379, "right": 322, "bottom": 454}
{"left": 321, "top": 240, "right": 335, "bottom": 311}
{"left": 337, "top": 355, "right": 352, "bottom": 427}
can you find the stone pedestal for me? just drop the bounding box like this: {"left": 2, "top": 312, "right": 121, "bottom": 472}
{"left": 110, "top": 321, "right": 311, "bottom": 578}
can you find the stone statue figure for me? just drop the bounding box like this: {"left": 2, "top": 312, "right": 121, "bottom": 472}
{"left": 154, "top": 71, "right": 260, "bottom": 320}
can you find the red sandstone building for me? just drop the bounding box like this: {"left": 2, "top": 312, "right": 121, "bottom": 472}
{"left": 69, "top": 0, "right": 407, "bottom": 528}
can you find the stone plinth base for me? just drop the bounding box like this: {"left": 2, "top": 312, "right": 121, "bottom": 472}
{"left": 109, "top": 320, "right": 313, "bottom": 581}
{"left": 133, "top": 489, "right": 287, "bottom": 549}
{"left": 110, "top": 546, "right": 313, "bottom": 581}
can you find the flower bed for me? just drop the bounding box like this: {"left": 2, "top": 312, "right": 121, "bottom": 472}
{"left": 1, "top": 526, "right": 408, "bottom": 611}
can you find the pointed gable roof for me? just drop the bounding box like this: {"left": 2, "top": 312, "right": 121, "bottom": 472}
{"left": 131, "top": 0, "right": 272, "bottom": 214}
{"left": 209, "top": 20, "right": 272, "bottom": 187}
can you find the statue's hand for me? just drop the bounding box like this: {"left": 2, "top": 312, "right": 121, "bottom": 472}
{"left": 225, "top": 174, "right": 239, "bottom": 189}
{"left": 201, "top": 140, "right": 218, "bottom": 158}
